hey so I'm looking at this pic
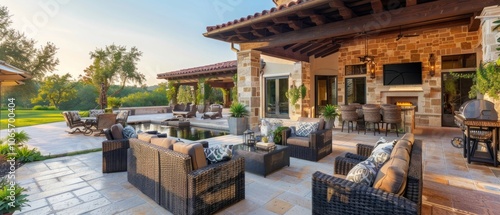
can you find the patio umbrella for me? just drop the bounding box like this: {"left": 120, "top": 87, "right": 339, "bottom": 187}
{"left": 0, "top": 60, "right": 31, "bottom": 87}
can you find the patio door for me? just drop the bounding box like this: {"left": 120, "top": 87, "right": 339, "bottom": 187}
{"left": 315, "top": 76, "right": 337, "bottom": 117}
{"left": 265, "top": 77, "right": 289, "bottom": 118}
{"left": 345, "top": 77, "right": 366, "bottom": 104}
{"left": 441, "top": 72, "right": 475, "bottom": 127}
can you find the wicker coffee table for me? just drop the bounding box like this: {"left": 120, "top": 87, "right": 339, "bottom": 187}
{"left": 232, "top": 144, "right": 290, "bottom": 177}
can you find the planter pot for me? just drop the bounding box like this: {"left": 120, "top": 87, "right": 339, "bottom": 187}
{"left": 324, "top": 118, "right": 335, "bottom": 129}
{"left": 228, "top": 117, "right": 248, "bottom": 135}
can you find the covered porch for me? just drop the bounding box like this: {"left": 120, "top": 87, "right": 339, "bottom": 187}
{"left": 203, "top": 0, "right": 500, "bottom": 130}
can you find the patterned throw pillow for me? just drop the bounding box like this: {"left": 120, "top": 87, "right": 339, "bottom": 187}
{"left": 346, "top": 156, "right": 379, "bottom": 186}
{"left": 70, "top": 111, "right": 81, "bottom": 122}
{"left": 370, "top": 137, "right": 396, "bottom": 168}
{"left": 122, "top": 126, "right": 138, "bottom": 139}
{"left": 204, "top": 145, "right": 232, "bottom": 164}
{"left": 295, "top": 122, "right": 319, "bottom": 137}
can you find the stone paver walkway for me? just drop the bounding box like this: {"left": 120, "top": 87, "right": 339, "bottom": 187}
{"left": 5, "top": 113, "right": 500, "bottom": 214}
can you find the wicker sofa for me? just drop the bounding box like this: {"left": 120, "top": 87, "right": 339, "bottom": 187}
{"left": 281, "top": 117, "right": 333, "bottom": 161}
{"left": 312, "top": 134, "right": 422, "bottom": 215}
{"left": 127, "top": 138, "right": 245, "bottom": 215}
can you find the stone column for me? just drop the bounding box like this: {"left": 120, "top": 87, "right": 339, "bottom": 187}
{"left": 237, "top": 50, "right": 261, "bottom": 130}
{"left": 479, "top": 6, "right": 500, "bottom": 111}
{"left": 289, "top": 61, "right": 311, "bottom": 120}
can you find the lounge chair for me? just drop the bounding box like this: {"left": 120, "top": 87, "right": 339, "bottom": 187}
{"left": 173, "top": 104, "right": 197, "bottom": 118}
{"left": 62, "top": 111, "right": 88, "bottom": 134}
{"left": 201, "top": 104, "right": 223, "bottom": 119}
{"left": 91, "top": 113, "right": 118, "bottom": 136}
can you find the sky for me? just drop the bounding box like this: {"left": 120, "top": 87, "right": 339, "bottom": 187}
{"left": 2, "top": 0, "right": 276, "bottom": 85}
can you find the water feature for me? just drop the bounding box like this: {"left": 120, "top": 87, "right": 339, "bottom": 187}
{"left": 130, "top": 123, "right": 228, "bottom": 141}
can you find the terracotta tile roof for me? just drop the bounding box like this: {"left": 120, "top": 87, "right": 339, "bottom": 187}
{"left": 157, "top": 60, "right": 237, "bottom": 79}
{"left": 206, "top": 0, "right": 309, "bottom": 32}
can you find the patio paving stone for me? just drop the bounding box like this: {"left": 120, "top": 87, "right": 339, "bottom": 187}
{"left": 6, "top": 113, "right": 500, "bottom": 214}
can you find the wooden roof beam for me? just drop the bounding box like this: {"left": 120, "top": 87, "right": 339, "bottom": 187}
{"left": 329, "top": 0, "right": 355, "bottom": 19}
{"left": 299, "top": 39, "right": 331, "bottom": 54}
{"left": 262, "top": 47, "right": 310, "bottom": 62}
{"left": 266, "top": 26, "right": 281, "bottom": 34}
{"left": 251, "top": 22, "right": 271, "bottom": 29}
{"left": 468, "top": 12, "right": 481, "bottom": 32}
{"left": 307, "top": 43, "right": 335, "bottom": 56}
{"left": 370, "top": 0, "right": 384, "bottom": 13}
{"left": 406, "top": 0, "right": 417, "bottom": 7}
{"left": 251, "top": 30, "right": 265, "bottom": 37}
{"left": 273, "top": 16, "right": 290, "bottom": 24}
{"left": 292, "top": 42, "right": 314, "bottom": 52}
{"left": 319, "top": 47, "right": 340, "bottom": 58}
{"left": 310, "top": 15, "right": 327, "bottom": 25}
{"left": 241, "top": 0, "right": 494, "bottom": 50}
{"left": 288, "top": 20, "right": 303, "bottom": 30}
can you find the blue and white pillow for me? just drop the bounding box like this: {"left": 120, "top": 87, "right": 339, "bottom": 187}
{"left": 370, "top": 137, "right": 396, "bottom": 168}
{"left": 295, "top": 122, "right": 319, "bottom": 137}
{"left": 204, "top": 145, "right": 232, "bottom": 164}
{"left": 346, "top": 156, "right": 379, "bottom": 186}
{"left": 122, "top": 126, "right": 138, "bottom": 139}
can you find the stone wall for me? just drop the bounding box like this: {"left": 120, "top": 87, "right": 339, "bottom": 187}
{"left": 289, "top": 61, "right": 311, "bottom": 120}
{"left": 337, "top": 24, "right": 480, "bottom": 127}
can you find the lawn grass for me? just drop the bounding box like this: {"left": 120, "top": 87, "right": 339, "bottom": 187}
{"left": 0, "top": 110, "right": 64, "bottom": 129}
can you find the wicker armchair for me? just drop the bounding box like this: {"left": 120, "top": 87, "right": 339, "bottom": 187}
{"left": 315, "top": 138, "right": 423, "bottom": 215}
{"left": 173, "top": 104, "right": 198, "bottom": 118}
{"left": 340, "top": 105, "right": 359, "bottom": 133}
{"left": 128, "top": 138, "right": 245, "bottom": 215}
{"left": 281, "top": 117, "right": 332, "bottom": 161}
{"left": 62, "top": 111, "right": 87, "bottom": 134}
{"left": 102, "top": 125, "right": 130, "bottom": 173}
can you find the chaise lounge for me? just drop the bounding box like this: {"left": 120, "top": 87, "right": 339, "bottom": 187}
{"left": 173, "top": 103, "right": 198, "bottom": 118}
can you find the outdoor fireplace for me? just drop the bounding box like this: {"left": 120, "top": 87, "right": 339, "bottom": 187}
{"left": 387, "top": 96, "right": 418, "bottom": 112}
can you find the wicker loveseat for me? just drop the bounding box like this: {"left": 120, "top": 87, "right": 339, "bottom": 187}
{"left": 312, "top": 134, "right": 422, "bottom": 215}
{"left": 281, "top": 117, "right": 333, "bottom": 161}
{"left": 127, "top": 138, "right": 245, "bottom": 215}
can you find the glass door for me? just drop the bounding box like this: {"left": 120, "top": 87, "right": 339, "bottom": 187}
{"left": 441, "top": 72, "right": 475, "bottom": 127}
{"left": 315, "top": 76, "right": 338, "bottom": 117}
{"left": 345, "top": 77, "right": 366, "bottom": 104}
{"left": 265, "top": 77, "right": 289, "bottom": 118}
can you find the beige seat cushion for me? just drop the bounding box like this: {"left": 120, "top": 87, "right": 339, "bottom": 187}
{"left": 286, "top": 136, "right": 310, "bottom": 147}
{"left": 391, "top": 139, "right": 412, "bottom": 157}
{"left": 401, "top": 133, "right": 415, "bottom": 145}
{"left": 138, "top": 133, "right": 157, "bottom": 143}
{"left": 150, "top": 137, "right": 177, "bottom": 150}
{"left": 298, "top": 117, "right": 325, "bottom": 130}
{"left": 390, "top": 146, "right": 410, "bottom": 163}
{"left": 173, "top": 142, "right": 207, "bottom": 170}
{"left": 372, "top": 157, "right": 409, "bottom": 196}
{"left": 110, "top": 124, "right": 124, "bottom": 140}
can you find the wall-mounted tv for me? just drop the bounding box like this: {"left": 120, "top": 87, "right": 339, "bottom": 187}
{"left": 383, "top": 62, "right": 423, "bottom": 85}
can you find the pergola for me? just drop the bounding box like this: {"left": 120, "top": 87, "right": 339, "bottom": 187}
{"left": 157, "top": 60, "right": 237, "bottom": 107}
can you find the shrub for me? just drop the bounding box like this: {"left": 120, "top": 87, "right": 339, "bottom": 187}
{"left": 107, "top": 97, "right": 122, "bottom": 108}
{"left": 0, "top": 178, "right": 29, "bottom": 214}
{"left": 14, "top": 146, "right": 43, "bottom": 163}
{"left": 9, "top": 131, "right": 30, "bottom": 146}
{"left": 32, "top": 105, "right": 48, "bottom": 110}
{"left": 0, "top": 143, "right": 10, "bottom": 155}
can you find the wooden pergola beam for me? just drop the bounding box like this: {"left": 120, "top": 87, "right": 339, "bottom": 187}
{"left": 240, "top": 0, "right": 494, "bottom": 50}
{"left": 370, "top": 0, "right": 384, "bottom": 13}
{"left": 329, "top": 0, "right": 355, "bottom": 19}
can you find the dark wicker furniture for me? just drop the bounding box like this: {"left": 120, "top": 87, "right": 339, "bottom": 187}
{"left": 281, "top": 117, "right": 332, "bottom": 161}
{"left": 102, "top": 128, "right": 129, "bottom": 173}
{"left": 363, "top": 104, "right": 382, "bottom": 135}
{"left": 128, "top": 138, "right": 245, "bottom": 215}
{"left": 314, "top": 139, "right": 422, "bottom": 215}
{"left": 232, "top": 144, "right": 290, "bottom": 177}
{"left": 340, "top": 105, "right": 359, "bottom": 133}
{"left": 62, "top": 111, "right": 87, "bottom": 134}
{"left": 173, "top": 104, "right": 198, "bottom": 118}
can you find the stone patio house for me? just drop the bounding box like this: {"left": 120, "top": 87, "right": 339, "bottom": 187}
{"left": 159, "top": 0, "right": 500, "bottom": 131}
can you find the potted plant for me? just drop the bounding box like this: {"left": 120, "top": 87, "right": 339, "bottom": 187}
{"left": 272, "top": 126, "right": 289, "bottom": 145}
{"left": 0, "top": 179, "right": 29, "bottom": 215}
{"left": 107, "top": 97, "right": 121, "bottom": 110}
{"left": 228, "top": 102, "right": 249, "bottom": 135}
{"left": 320, "top": 104, "right": 339, "bottom": 129}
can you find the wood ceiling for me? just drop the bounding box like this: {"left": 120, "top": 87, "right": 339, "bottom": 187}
{"left": 204, "top": 0, "right": 497, "bottom": 62}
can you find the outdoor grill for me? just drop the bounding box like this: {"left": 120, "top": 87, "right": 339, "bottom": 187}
{"left": 453, "top": 99, "right": 499, "bottom": 166}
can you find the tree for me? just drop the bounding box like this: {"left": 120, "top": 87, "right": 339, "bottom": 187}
{"left": 31, "top": 73, "right": 76, "bottom": 109}
{"left": 0, "top": 6, "right": 59, "bottom": 108}
{"left": 82, "top": 44, "right": 145, "bottom": 109}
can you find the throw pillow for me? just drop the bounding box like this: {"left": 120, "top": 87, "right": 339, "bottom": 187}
{"left": 122, "top": 126, "right": 137, "bottom": 139}
{"left": 370, "top": 142, "right": 394, "bottom": 168}
{"left": 346, "top": 156, "right": 379, "bottom": 186}
{"left": 295, "top": 122, "right": 319, "bottom": 137}
{"left": 204, "top": 145, "right": 232, "bottom": 164}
